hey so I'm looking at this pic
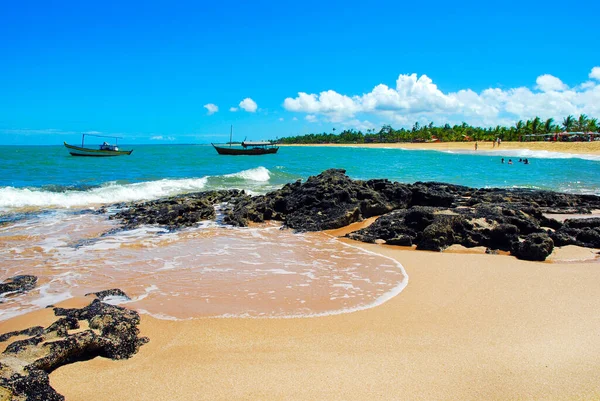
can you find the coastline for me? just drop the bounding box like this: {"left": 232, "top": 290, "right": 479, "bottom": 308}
{"left": 2, "top": 169, "right": 600, "bottom": 399}
{"left": 39, "top": 241, "right": 600, "bottom": 401}
{"left": 281, "top": 141, "right": 600, "bottom": 156}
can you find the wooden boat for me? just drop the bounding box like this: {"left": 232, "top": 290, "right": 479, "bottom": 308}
{"left": 212, "top": 126, "right": 278, "bottom": 155}
{"left": 212, "top": 141, "right": 279, "bottom": 155}
{"left": 64, "top": 134, "right": 133, "bottom": 157}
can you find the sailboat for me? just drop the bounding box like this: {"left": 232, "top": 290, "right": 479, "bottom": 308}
{"left": 211, "top": 126, "right": 279, "bottom": 155}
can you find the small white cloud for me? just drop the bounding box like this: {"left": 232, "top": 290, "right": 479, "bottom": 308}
{"left": 279, "top": 117, "right": 284, "bottom": 121}
{"left": 229, "top": 107, "right": 238, "bottom": 112}
{"left": 535, "top": 74, "right": 568, "bottom": 92}
{"left": 150, "top": 136, "right": 175, "bottom": 141}
{"left": 204, "top": 103, "right": 218, "bottom": 115}
{"left": 590, "top": 67, "right": 600, "bottom": 80}
{"left": 305, "top": 115, "right": 317, "bottom": 122}
{"left": 292, "top": 117, "right": 298, "bottom": 121}
{"left": 239, "top": 98, "right": 258, "bottom": 113}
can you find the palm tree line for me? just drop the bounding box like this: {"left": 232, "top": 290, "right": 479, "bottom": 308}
{"left": 277, "top": 114, "right": 600, "bottom": 144}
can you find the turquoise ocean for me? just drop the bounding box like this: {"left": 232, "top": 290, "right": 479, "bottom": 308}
{"left": 1, "top": 144, "right": 600, "bottom": 322}
{"left": 2, "top": 144, "right": 600, "bottom": 211}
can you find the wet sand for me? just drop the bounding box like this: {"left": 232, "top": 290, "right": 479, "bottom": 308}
{"left": 23, "top": 241, "right": 597, "bottom": 400}
{"left": 283, "top": 141, "right": 600, "bottom": 155}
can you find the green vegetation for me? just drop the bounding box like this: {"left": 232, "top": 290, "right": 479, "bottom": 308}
{"left": 277, "top": 114, "right": 600, "bottom": 144}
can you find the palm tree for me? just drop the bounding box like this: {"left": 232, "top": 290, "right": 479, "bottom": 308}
{"left": 544, "top": 118, "right": 555, "bottom": 133}
{"left": 562, "top": 115, "right": 575, "bottom": 132}
{"left": 576, "top": 114, "right": 589, "bottom": 132}
{"left": 515, "top": 120, "right": 524, "bottom": 133}
{"left": 531, "top": 116, "right": 541, "bottom": 136}
{"left": 588, "top": 118, "right": 599, "bottom": 133}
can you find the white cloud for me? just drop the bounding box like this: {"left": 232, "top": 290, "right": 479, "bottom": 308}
{"left": 229, "top": 107, "right": 238, "bottom": 112}
{"left": 279, "top": 117, "right": 284, "bottom": 121}
{"left": 305, "top": 114, "right": 317, "bottom": 122}
{"left": 204, "top": 103, "right": 218, "bottom": 115}
{"left": 283, "top": 69, "right": 600, "bottom": 127}
{"left": 150, "top": 136, "right": 175, "bottom": 141}
{"left": 536, "top": 74, "right": 568, "bottom": 92}
{"left": 239, "top": 98, "right": 258, "bottom": 113}
{"left": 292, "top": 117, "right": 298, "bottom": 121}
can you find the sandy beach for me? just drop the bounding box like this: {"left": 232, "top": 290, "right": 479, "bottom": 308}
{"left": 283, "top": 141, "right": 600, "bottom": 156}
{"left": 1, "top": 237, "right": 597, "bottom": 400}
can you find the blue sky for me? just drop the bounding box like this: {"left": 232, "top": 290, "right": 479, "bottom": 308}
{"left": 1, "top": 0, "right": 599, "bottom": 145}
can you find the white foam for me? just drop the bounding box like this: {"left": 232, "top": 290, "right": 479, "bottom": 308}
{"left": 0, "top": 177, "right": 209, "bottom": 209}
{"left": 224, "top": 166, "right": 271, "bottom": 182}
{"left": 102, "top": 295, "right": 132, "bottom": 305}
{"left": 441, "top": 148, "right": 600, "bottom": 161}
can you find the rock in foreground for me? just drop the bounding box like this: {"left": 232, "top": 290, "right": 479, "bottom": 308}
{"left": 0, "top": 292, "right": 148, "bottom": 400}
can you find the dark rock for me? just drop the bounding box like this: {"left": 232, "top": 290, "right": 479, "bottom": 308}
{"left": 86, "top": 289, "right": 131, "bottom": 301}
{"left": 226, "top": 169, "right": 412, "bottom": 231}
{"left": 564, "top": 217, "right": 600, "bottom": 229}
{"left": 409, "top": 182, "right": 462, "bottom": 207}
{"left": 111, "top": 190, "right": 247, "bottom": 230}
{"left": 0, "top": 275, "right": 37, "bottom": 298}
{"left": 511, "top": 233, "right": 554, "bottom": 261}
{"left": 0, "top": 327, "right": 44, "bottom": 343}
{"left": 488, "top": 224, "right": 519, "bottom": 250}
{"left": 0, "top": 290, "right": 147, "bottom": 400}
{"left": 100, "top": 169, "right": 600, "bottom": 261}
{"left": 417, "top": 216, "right": 458, "bottom": 251}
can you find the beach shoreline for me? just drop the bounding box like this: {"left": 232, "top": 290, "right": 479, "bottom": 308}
{"left": 1, "top": 238, "right": 598, "bottom": 400}
{"left": 281, "top": 140, "right": 600, "bottom": 156}
{"left": 2, "top": 167, "right": 600, "bottom": 399}
{"left": 40, "top": 242, "right": 600, "bottom": 401}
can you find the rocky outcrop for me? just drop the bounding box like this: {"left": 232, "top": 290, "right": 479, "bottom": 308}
{"left": 0, "top": 292, "right": 148, "bottom": 400}
{"left": 511, "top": 233, "right": 555, "bottom": 261}
{"left": 0, "top": 275, "right": 37, "bottom": 299}
{"left": 225, "top": 169, "right": 413, "bottom": 231}
{"left": 85, "top": 288, "right": 130, "bottom": 301}
{"left": 550, "top": 217, "right": 600, "bottom": 248}
{"left": 104, "top": 169, "right": 600, "bottom": 261}
{"left": 109, "top": 190, "right": 248, "bottom": 230}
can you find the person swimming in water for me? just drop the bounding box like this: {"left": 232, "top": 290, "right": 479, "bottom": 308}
{"left": 508, "top": 159, "right": 513, "bottom": 165}
{"left": 501, "top": 158, "right": 504, "bottom": 164}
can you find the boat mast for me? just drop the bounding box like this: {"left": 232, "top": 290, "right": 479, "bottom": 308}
{"left": 230, "top": 125, "right": 233, "bottom": 147}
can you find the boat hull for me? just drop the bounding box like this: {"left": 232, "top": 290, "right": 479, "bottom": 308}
{"left": 212, "top": 144, "right": 279, "bottom": 155}
{"left": 64, "top": 142, "right": 133, "bottom": 157}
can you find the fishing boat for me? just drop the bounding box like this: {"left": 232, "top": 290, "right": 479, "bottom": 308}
{"left": 64, "top": 134, "right": 133, "bottom": 157}
{"left": 212, "top": 126, "right": 279, "bottom": 155}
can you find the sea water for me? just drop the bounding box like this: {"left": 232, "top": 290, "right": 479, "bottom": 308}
{"left": 1, "top": 144, "right": 599, "bottom": 321}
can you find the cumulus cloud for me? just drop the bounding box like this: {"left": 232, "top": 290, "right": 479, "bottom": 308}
{"left": 279, "top": 117, "right": 284, "bottom": 121}
{"left": 239, "top": 98, "right": 258, "bottom": 113}
{"left": 229, "top": 107, "right": 238, "bottom": 112}
{"left": 204, "top": 103, "right": 218, "bottom": 115}
{"left": 283, "top": 67, "right": 600, "bottom": 127}
{"left": 305, "top": 114, "right": 317, "bottom": 122}
{"left": 536, "top": 74, "right": 568, "bottom": 92}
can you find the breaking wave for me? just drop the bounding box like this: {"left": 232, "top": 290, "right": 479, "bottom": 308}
{"left": 0, "top": 167, "right": 279, "bottom": 211}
